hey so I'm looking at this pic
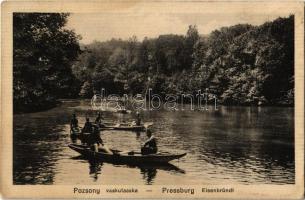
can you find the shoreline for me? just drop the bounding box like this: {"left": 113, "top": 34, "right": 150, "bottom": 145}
{"left": 14, "top": 98, "right": 295, "bottom": 114}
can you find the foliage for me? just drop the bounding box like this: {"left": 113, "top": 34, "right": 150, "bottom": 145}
{"left": 71, "top": 16, "right": 294, "bottom": 106}
{"left": 13, "top": 13, "right": 81, "bottom": 112}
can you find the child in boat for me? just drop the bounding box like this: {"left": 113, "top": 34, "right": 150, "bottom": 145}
{"left": 141, "top": 129, "right": 158, "bottom": 155}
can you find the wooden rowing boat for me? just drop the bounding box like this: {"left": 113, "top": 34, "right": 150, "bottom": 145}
{"left": 102, "top": 125, "right": 145, "bottom": 131}
{"left": 68, "top": 144, "right": 187, "bottom": 164}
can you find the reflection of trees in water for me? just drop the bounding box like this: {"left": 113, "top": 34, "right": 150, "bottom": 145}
{"left": 13, "top": 103, "right": 86, "bottom": 184}
{"left": 13, "top": 103, "right": 84, "bottom": 184}
{"left": 196, "top": 125, "right": 294, "bottom": 168}
{"left": 199, "top": 141, "right": 294, "bottom": 183}
{"left": 13, "top": 125, "right": 67, "bottom": 184}
{"left": 169, "top": 106, "right": 294, "bottom": 183}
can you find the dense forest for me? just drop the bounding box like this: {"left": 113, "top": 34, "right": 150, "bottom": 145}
{"left": 73, "top": 15, "right": 294, "bottom": 106}
{"left": 13, "top": 14, "right": 294, "bottom": 113}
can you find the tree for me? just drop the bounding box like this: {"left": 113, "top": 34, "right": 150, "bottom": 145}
{"left": 184, "top": 25, "right": 199, "bottom": 70}
{"left": 13, "top": 13, "right": 81, "bottom": 112}
{"left": 107, "top": 36, "right": 141, "bottom": 95}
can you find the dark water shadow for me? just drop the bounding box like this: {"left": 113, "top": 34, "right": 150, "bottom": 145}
{"left": 71, "top": 155, "right": 185, "bottom": 184}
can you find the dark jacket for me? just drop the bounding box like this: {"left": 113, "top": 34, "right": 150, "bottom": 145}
{"left": 82, "top": 121, "right": 93, "bottom": 133}
{"left": 95, "top": 116, "right": 102, "bottom": 124}
{"left": 87, "top": 132, "right": 103, "bottom": 146}
{"left": 70, "top": 118, "right": 78, "bottom": 129}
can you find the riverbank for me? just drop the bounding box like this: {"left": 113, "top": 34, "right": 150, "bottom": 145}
{"left": 13, "top": 100, "right": 60, "bottom": 114}
{"left": 13, "top": 97, "right": 294, "bottom": 114}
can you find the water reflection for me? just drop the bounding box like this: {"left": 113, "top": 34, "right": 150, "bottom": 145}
{"left": 73, "top": 155, "right": 185, "bottom": 185}
{"left": 88, "top": 159, "right": 103, "bottom": 181}
{"left": 13, "top": 100, "right": 295, "bottom": 185}
{"left": 13, "top": 125, "right": 67, "bottom": 184}
{"left": 140, "top": 168, "right": 157, "bottom": 185}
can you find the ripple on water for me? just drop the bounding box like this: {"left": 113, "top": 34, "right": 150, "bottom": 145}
{"left": 13, "top": 100, "right": 295, "bottom": 185}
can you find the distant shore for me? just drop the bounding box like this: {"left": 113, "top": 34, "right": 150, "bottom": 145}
{"left": 13, "top": 98, "right": 294, "bottom": 114}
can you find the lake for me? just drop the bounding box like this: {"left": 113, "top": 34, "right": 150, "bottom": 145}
{"left": 13, "top": 99, "right": 294, "bottom": 185}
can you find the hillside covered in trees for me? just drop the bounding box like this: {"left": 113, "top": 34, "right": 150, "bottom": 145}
{"left": 13, "top": 14, "right": 294, "bottom": 113}
{"left": 73, "top": 15, "right": 294, "bottom": 106}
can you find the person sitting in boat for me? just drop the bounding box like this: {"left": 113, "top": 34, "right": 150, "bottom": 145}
{"left": 95, "top": 112, "right": 105, "bottom": 127}
{"left": 70, "top": 114, "right": 79, "bottom": 132}
{"left": 136, "top": 111, "right": 141, "bottom": 126}
{"left": 82, "top": 118, "right": 93, "bottom": 133}
{"left": 87, "top": 125, "right": 113, "bottom": 154}
{"left": 141, "top": 129, "right": 158, "bottom": 155}
{"left": 87, "top": 125, "right": 103, "bottom": 146}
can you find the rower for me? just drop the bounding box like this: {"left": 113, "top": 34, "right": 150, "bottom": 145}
{"left": 88, "top": 125, "right": 113, "bottom": 154}
{"left": 141, "top": 129, "right": 158, "bottom": 155}
{"left": 70, "top": 113, "right": 79, "bottom": 132}
{"left": 136, "top": 111, "right": 141, "bottom": 126}
{"left": 87, "top": 125, "right": 103, "bottom": 146}
{"left": 95, "top": 112, "right": 104, "bottom": 127}
{"left": 82, "top": 117, "right": 93, "bottom": 133}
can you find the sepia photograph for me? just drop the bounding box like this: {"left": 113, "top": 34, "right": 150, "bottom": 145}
{"left": 1, "top": 1, "right": 304, "bottom": 199}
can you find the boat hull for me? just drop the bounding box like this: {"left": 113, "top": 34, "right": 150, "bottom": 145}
{"left": 104, "top": 125, "right": 144, "bottom": 131}
{"left": 68, "top": 144, "right": 186, "bottom": 164}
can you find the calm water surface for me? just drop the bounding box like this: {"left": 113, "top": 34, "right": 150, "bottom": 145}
{"left": 13, "top": 99, "right": 294, "bottom": 185}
